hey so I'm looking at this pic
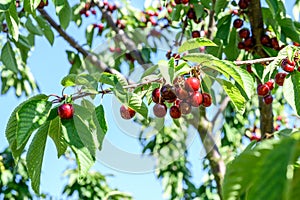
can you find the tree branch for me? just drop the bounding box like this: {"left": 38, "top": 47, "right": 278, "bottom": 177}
{"left": 248, "top": 0, "right": 274, "bottom": 138}
{"left": 207, "top": 0, "right": 216, "bottom": 40}
{"left": 93, "top": 0, "right": 147, "bottom": 67}
{"left": 234, "top": 57, "right": 276, "bottom": 66}
{"left": 38, "top": 8, "right": 126, "bottom": 78}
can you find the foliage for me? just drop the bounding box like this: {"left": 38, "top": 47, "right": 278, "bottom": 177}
{"left": 1, "top": 0, "right": 300, "bottom": 199}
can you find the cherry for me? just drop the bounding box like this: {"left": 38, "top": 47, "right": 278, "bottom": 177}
{"left": 152, "top": 88, "right": 161, "bottom": 103}
{"left": 265, "top": 79, "right": 274, "bottom": 90}
{"left": 244, "top": 37, "right": 255, "bottom": 48}
{"left": 287, "top": 59, "right": 296, "bottom": 66}
{"left": 38, "top": 0, "right": 48, "bottom": 9}
{"left": 238, "top": 42, "right": 245, "bottom": 49}
{"left": 233, "top": 18, "right": 243, "bottom": 28}
{"left": 263, "top": 94, "right": 273, "bottom": 104}
{"left": 190, "top": 91, "right": 203, "bottom": 107}
{"left": 153, "top": 103, "right": 167, "bottom": 118}
{"left": 120, "top": 105, "right": 136, "bottom": 119}
{"left": 275, "top": 72, "right": 287, "bottom": 86}
{"left": 239, "top": 28, "right": 250, "bottom": 39}
{"left": 202, "top": 93, "right": 212, "bottom": 107}
{"left": 231, "top": 9, "right": 239, "bottom": 15}
{"left": 281, "top": 59, "right": 295, "bottom": 72}
{"left": 160, "top": 85, "right": 177, "bottom": 101}
{"left": 172, "top": 53, "right": 181, "bottom": 59}
{"left": 192, "top": 30, "right": 201, "bottom": 38}
{"left": 187, "top": 8, "right": 196, "bottom": 19}
{"left": 238, "top": 0, "right": 249, "bottom": 9}
{"left": 185, "top": 77, "right": 200, "bottom": 91}
{"left": 174, "top": 0, "right": 182, "bottom": 4}
{"left": 257, "top": 84, "right": 270, "bottom": 96}
{"left": 260, "top": 35, "right": 271, "bottom": 46}
{"left": 84, "top": 10, "right": 90, "bottom": 17}
{"left": 293, "top": 42, "right": 300, "bottom": 47}
{"left": 179, "top": 101, "right": 192, "bottom": 115}
{"left": 271, "top": 37, "right": 280, "bottom": 50}
{"left": 169, "top": 105, "right": 181, "bottom": 119}
{"left": 58, "top": 103, "right": 74, "bottom": 119}
{"left": 182, "top": 0, "right": 189, "bottom": 4}
{"left": 246, "top": 64, "right": 253, "bottom": 73}
{"left": 91, "top": 9, "right": 97, "bottom": 15}
{"left": 250, "top": 134, "right": 261, "bottom": 142}
{"left": 175, "top": 87, "right": 189, "bottom": 100}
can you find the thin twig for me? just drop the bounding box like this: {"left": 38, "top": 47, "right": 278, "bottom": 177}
{"left": 234, "top": 57, "right": 277, "bottom": 66}
{"left": 92, "top": 0, "right": 147, "bottom": 67}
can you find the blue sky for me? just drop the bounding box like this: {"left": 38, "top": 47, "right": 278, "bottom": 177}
{"left": 0, "top": 1, "right": 297, "bottom": 199}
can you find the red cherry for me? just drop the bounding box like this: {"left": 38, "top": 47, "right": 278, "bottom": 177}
{"left": 152, "top": 88, "right": 161, "bottom": 103}
{"left": 179, "top": 101, "right": 192, "bottom": 115}
{"left": 120, "top": 105, "right": 136, "bottom": 119}
{"left": 246, "top": 64, "right": 253, "bottom": 73}
{"left": 190, "top": 91, "right": 203, "bottom": 107}
{"left": 250, "top": 134, "right": 261, "bottom": 142}
{"left": 265, "top": 79, "right": 274, "bottom": 90}
{"left": 169, "top": 105, "right": 181, "bottom": 119}
{"left": 153, "top": 103, "right": 167, "bottom": 118}
{"left": 238, "top": 0, "right": 249, "bottom": 9}
{"left": 239, "top": 28, "right": 250, "bottom": 39}
{"left": 233, "top": 18, "right": 244, "bottom": 28}
{"left": 263, "top": 95, "right": 273, "bottom": 104}
{"left": 271, "top": 37, "right": 280, "bottom": 50}
{"left": 175, "top": 87, "right": 189, "bottom": 100}
{"left": 287, "top": 59, "right": 296, "bottom": 66}
{"left": 202, "top": 93, "right": 212, "bottom": 107}
{"left": 238, "top": 42, "right": 245, "bottom": 49}
{"left": 91, "top": 9, "right": 97, "bottom": 15}
{"left": 160, "top": 85, "right": 177, "bottom": 101}
{"left": 185, "top": 77, "right": 200, "bottom": 91}
{"left": 261, "top": 35, "right": 271, "bottom": 46}
{"left": 231, "top": 10, "right": 239, "bottom": 15}
{"left": 257, "top": 84, "right": 270, "bottom": 96}
{"left": 281, "top": 61, "right": 295, "bottom": 72}
{"left": 293, "top": 42, "right": 300, "bottom": 47}
{"left": 174, "top": 0, "right": 182, "bottom": 4}
{"left": 84, "top": 10, "right": 90, "bottom": 17}
{"left": 182, "top": 0, "right": 189, "bottom": 4}
{"left": 192, "top": 30, "right": 201, "bottom": 38}
{"left": 172, "top": 53, "right": 181, "bottom": 59}
{"left": 275, "top": 72, "right": 287, "bottom": 86}
{"left": 244, "top": 37, "right": 255, "bottom": 48}
{"left": 58, "top": 103, "right": 74, "bottom": 119}
{"left": 187, "top": 8, "right": 196, "bottom": 19}
{"left": 167, "top": 7, "right": 172, "bottom": 13}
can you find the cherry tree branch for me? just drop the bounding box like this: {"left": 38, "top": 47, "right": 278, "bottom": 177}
{"left": 248, "top": 0, "right": 274, "bottom": 138}
{"left": 212, "top": 96, "right": 230, "bottom": 124}
{"left": 38, "top": 8, "right": 127, "bottom": 78}
{"left": 92, "top": 0, "right": 147, "bottom": 67}
{"left": 234, "top": 57, "right": 276, "bottom": 66}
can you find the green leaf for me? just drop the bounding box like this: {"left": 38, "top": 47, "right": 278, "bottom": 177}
{"left": 1, "top": 42, "right": 18, "bottom": 73}
{"left": 24, "top": 0, "right": 41, "bottom": 14}
{"left": 16, "top": 99, "right": 52, "bottom": 150}
{"left": 5, "top": 3, "right": 19, "bottom": 41}
{"left": 279, "top": 18, "right": 300, "bottom": 43}
{"left": 158, "top": 60, "right": 174, "bottom": 85}
{"left": 128, "top": 93, "right": 148, "bottom": 119}
{"left": 26, "top": 120, "right": 49, "bottom": 194}
{"left": 62, "top": 119, "right": 95, "bottom": 178}
{"left": 58, "top": 0, "right": 72, "bottom": 30}
{"left": 61, "top": 74, "right": 77, "bottom": 87}
{"left": 215, "top": 14, "right": 232, "bottom": 45}
{"left": 35, "top": 15, "right": 55, "bottom": 45}
{"left": 86, "top": 24, "right": 95, "bottom": 48}
{"left": 223, "top": 134, "right": 300, "bottom": 200}
{"left": 216, "top": 78, "right": 246, "bottom": 114}
{"left": 25, "top": 17, "right": 43, "bottom": 36}
{"left": 48, "top": 117, "right": 67, "bottom": 158}
{"left": 95, "top": 104, "right": 108, "bottom": 135}
{"left": 178, "top": 38, "right": 217, "bottom": 53}
{"left": 214, "top": 0, "right": 229, "bottom": 14}
{"left": 5, "top": 94, "right": 48, "bottom": 159}
{"left": 224, "top": 28, "right": 239, "bottom": 60}
{"left": 0, "top": 0, "right": 12, "bottom": 11}
{"left": 141, "top": 64, "right": 158, "bottom": 79}
{"left": 283, "top": 73, "right": 300, "bottom": 116}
